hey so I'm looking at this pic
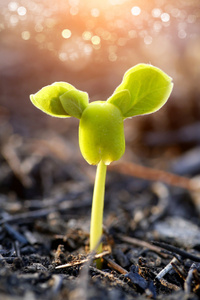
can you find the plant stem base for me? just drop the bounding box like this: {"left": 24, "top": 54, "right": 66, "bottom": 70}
{"left": 90, "top": 160, "right": 107, "bottom": 256}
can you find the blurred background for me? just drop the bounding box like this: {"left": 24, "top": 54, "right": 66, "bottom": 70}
{"left": 0, "top": 0, "right": 200, "bottom": 198}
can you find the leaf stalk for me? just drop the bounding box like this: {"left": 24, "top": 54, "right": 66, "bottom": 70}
{"left": 90, "top": 160, "right": 107, "bottom": 254}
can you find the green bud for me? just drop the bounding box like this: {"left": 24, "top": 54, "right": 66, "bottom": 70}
{"left": 79, "top": 101, "right": 125, "bottom": 165}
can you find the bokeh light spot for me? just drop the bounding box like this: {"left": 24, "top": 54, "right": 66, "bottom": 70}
{"left": 0, "top": 23, "right": 5, "bottom": 31}
{"left": 171, "top": 8, "right": 180, "bottom": 18}
{"left": 47, "top": 42, "right": 54, "bottom": 51}
{"left": 131, "top": 6, "right": 141, "bottom": 16}
{"left": 117, "top": 37, "right": 127, "bottom": 46}
{"left": 35, "top": 33, "right": 45, "bottom": 43}
{"left": 102, "top": 30, "right": 111, "bottom": 40}
{"left": 10, "top": 15, "right": 18, "bottom": 26}
{"left": 161, "top": 13, "right": 170, "bottom": 22}
{"left": 59, "top": 52, "right": 68, "bottom": 62}
{"left": 82, "top": 31, "right": 92, "bottom": 41}
{"left": 187, "top": 15, "right": 196, "bottom": 24}
{"left": 152, "top": 8, "right": 162, "bottom": 18}
{"left": 8, "top": 1, "right": 18, "bottom": 11}
{"left": 178, "top": 29, "right": 187, "bottom": 39}
{"left": 62, "top": 29, "right": 72, "bottom": 39}
{"left": 34, "top": 23, "right": 43, "bottom": 33}
{"left": 91, "top": 35, "right": 101, "bottom": 45}
{"left": 17, "top": 6, "right": 27, "bottom": 16}
{"left": 21, "top": 30, "right": 30, "bottom": 40}
{"left": 128, "top": 30, "right": 137, "bottom": 38}
{"left": 45, "top": 18, "right": 56, "bottom": 28}
{"left": 153, "top": 21, "right": 162, "bottom": 32}
{"left": 91, "top": 8, "right": 100, "bottom": 18}
{"left": 70, "top": 6, "right": 79, "bottom": 15}
{"left": 59, "top": 37, "right": 93, "bottom": 71}
{"left": 109, "top": 52, "right": 117, "bottom": 62}
{"left": 144, "top": 35, "right": 152, "bottom": 45}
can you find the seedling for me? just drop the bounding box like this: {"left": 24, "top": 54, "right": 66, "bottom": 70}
{"left": 30, "top": 64, "right": 173, "bottom": 258}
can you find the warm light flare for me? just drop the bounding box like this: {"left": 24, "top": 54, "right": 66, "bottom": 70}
{"left": 1, "top": 0, "right": 199, "bottom": 67}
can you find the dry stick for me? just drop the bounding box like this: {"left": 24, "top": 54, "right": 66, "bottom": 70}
{"left": 155, "top": 257, "right": 178, "bottom": 281}
{"left": 55, "top": 250, "right": 110, "bottom": 269}
{"left": 0, "top": 198, "right": 91, "bottom": 225}
{"left": 184, "top": 263, "right": 200, "bottom": 294}
{"left": 152, "top": 241, "right": 200, "bottom": 262}
{"left": 109, "top": 161, "right": 200, "bottom": 191}
{"left": 103, "top": 258, "right": 154, "bottom": 297}
{"left": 158, "top": 278, "right": 181, "bottom": 291}
{"left": 185, "top": 268, "right": 195, "bottom": 294}
{"left": 2, "top": 144, "right": 32, "bottom": 188}
{"left": 171, "top": 262, "right": 187, "bottom": 281}
{"left": 104, "top": 257, "right": 128, "bottom": 275}
{"left": 3, "top": 223, "right": 28, "bottom": 244}
{"left": 117, "top": 235, "right": 169, "bottom": 258}
{"left": 154, "top": 257, "right": 182, "bottom": 292}
{"left": 0, "top": 208, "right": 56, "bottom": 225}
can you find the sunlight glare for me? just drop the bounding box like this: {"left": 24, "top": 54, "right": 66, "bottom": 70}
{"left": 91, "top": 35, "right": 101, "bottom": 45}
{"left": 161, "top": 13, "right": 170, "bottom": 23}
{"left": 17, "top": 6, "right": 27, "bottom": 16}
{"left": 62, "top": 29, "right": 72, "bottom": 39}
{"left": 131, "top": 6, "right": 141, "bottom": 16}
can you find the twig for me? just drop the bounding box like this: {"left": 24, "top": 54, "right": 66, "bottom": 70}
{"left": 152, "top": 241, "right": 200, "bottom": 262}
{"left": 117, "top": 235, "right": 169, "bottom": 258}
{"left": 159, "top": 278, "right": 181, "bottom": 291}
{"left": 171, "top": 262, "right": 186, "bottom": 281}
{"left": 0, "top": 208, "right": 56, "bottom": 225}
{"left": 0, "top": 198, "right": 91, "bottom": 225}
{"left": 104, "top": 257, "right": 128, "bottom": 275}
{"left": 55, "top": 250, "right": 110, "bottom": 269}
{"left": 184, "top": 263, "right": 200, "bottom": 294}
{"left": 109, "top": 161, "right": 199, "bottom": 191}
{"left": 14, "top": 241, "right": 21, "bottom": 257}
{"left": 1, "top": 144, "right": 32, "bottom": 188}
{"left": 4, "top": 223, "right": 28, "bottom": 244}
{"left": 155, "top": 257, "right": 177, "bottom": 281}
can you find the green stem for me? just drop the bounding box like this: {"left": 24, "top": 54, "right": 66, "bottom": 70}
{"left": 90, "top": 160, "right": 107, "bottom": 254}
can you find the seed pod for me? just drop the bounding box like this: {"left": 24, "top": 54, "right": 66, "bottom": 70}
{"left": 79, "top": 101, "right": 125, "bottom": 165}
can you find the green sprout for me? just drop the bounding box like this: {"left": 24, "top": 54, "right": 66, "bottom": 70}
{"left": 30, "top": 64, "right": 173, "bottom": 257}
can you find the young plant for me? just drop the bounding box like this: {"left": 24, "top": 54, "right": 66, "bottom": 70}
{"left": 30, "top": 64, "right": 173, "bottom": 256}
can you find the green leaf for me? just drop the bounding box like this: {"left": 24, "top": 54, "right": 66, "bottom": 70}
{"left": 107, "top": 89, "right": 132, "bottom": 116}
{"left": 30, "top": 82, "right": 77, "bottom": 118}
{"left": 60, "top": 90, "right": 89, "bottom": 119}
{"left": 113, "top": 64, "right": 173, "bottom": 118}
